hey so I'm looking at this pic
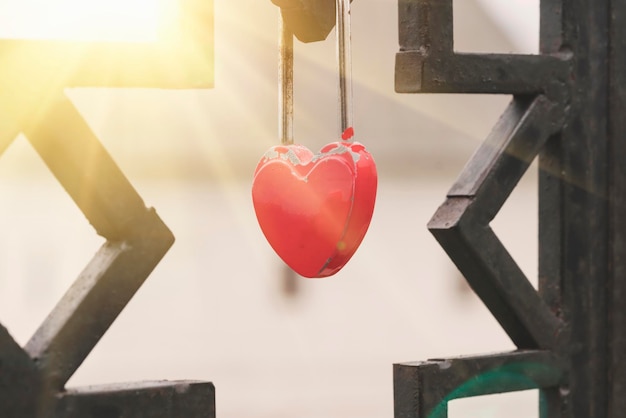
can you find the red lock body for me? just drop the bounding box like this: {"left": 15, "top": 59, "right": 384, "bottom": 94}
{"left": 252, "top": 142, "right": 377, "bottom": 278}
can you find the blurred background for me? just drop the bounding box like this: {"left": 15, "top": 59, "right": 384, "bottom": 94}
{"left": 0, "top": 0, "right": 542, "bottom": 416}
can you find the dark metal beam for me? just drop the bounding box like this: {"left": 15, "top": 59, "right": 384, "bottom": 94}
{"left": 398, "top": 0, "right": 452, "bottom": 54}
{"left": 538, "top": 0, "right": 611, "bottom": 417}
{"left": 394, "top": 350, "right": 563, "bottom": 418}
{"left": 54, "top": 381, "right": 215, "bottom": 418}
{"left": 447, "top": 96, "right": 563, "bottom": 212}
{"left": 25, "top": 233, "right": 172, "bottom": 389}
{"left": 395, "top": 0, "right": 571, "bottom": 95}
{"left": 23, "top": 95, "right": 163, "bottom": 241}
{"left": 608, "top": 1, "right": 626, "bottom": 416}
{"left": 0, "top": 324, "right": 42, "bottom": 417}
{"left": 19, "top": 96, "right": 175, "bottom": 389}
{"left": 395, "top": 52, "right": 570, "bottom": 94}
{"left": 429, "top": 96, "right": 562, "bottom": 349}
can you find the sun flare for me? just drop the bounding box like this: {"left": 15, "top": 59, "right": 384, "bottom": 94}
{"left": 0, "top": 0, "right": 171, "bottom": 42}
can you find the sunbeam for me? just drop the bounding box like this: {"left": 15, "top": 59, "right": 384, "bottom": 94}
{"left": 0, "top": 0, "right": 168, "bottom": 42}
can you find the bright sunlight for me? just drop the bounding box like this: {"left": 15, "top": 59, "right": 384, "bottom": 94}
{"left": 0, "top": 0, "right": 169, "bottom": 42}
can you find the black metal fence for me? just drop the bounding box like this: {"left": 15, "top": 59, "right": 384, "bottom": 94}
{"left": 394, "top": 0, "right": 625, "bottom": 417}
{"left": 1, "top": 0, "right": 623, "bottom": 417}
{"left": 0, "top": 1, "right": 215, "bottom": 416}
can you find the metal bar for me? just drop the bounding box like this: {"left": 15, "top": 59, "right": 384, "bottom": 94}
{"left": 448, "top": 96, "right": 563, "bottom": 220}
{"left": 428, "top": 96, "right": 562, "bottom": 349}
{"left": 279, "top": 13, "right": 294, "bottom": 145}
{"left": 537, "top": 134, "right": 565, "bottom": 418}
{"left": 24, "top": 242, "right": 129, "bottom": 386}
{"left": 397, "top": 0, "right": 452, "bottom": 54}
{"left": 609, "top": 0, "right": 626, "bottom": 415}
{"left": 394, "top": 350, "right": 562, "bottom": 418}
{"left": 336, "top": 0, "right": 354, "bottom": 139}
{"left": 396, "top": 52, "right": 571, "bottom": 94}
{"left": 26, "top": 227, "right": 173, "bottom": 388}
{"left": 429, "top": 199, "right": 560, "bottom": 349}
{"left": 553, "top": 1, "right": 610, "bottom": 417}
{"left": 0, "top": 323, "right": 42, "bottom": 417}
{"left": 54, "top": 381, "right": 215, "bottom": 418}
{"left": 21, "top": 93, "right": 175, "bottom": 388}
{"left": 538, "top": 134, "right": 563, "bottom": 313}
{"left": 23, "top": 95, "right": 162, "bottom": 241}
{"left": 0, "top": 323, "right": 31, "bottom": 368}
{"left": 538, "top": 1, "right": 567, "bottom": 417}
{"left": 540, "top": 0, "right": 564, "bottom": 53}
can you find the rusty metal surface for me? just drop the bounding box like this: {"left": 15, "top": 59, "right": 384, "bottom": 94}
{"left": 396, "top": 0, "right": 625, "bottom": 417}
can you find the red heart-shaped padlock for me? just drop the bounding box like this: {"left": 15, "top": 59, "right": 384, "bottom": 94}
{"left": 252, "top": 142, "right": 377, "bottom": 278}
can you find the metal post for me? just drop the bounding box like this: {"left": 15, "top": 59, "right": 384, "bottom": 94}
{"left": 540, "top": 0, "right": 621, "bottom": 416}
{"left": 608, "top": 3, "right": 626, "bottom": 416}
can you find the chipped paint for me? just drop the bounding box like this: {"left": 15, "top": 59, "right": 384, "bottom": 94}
{"left": 313, "top": 144, "right": 361, "bottom": 163}
{"left": 262, "top": 143, "right": 363, "bottom": 166}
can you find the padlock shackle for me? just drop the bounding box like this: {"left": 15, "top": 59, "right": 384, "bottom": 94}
{"left": 336, "top": 0, "right": 354, "bottom": 141}
{"left": 278, "top": 0, "right": 354, "bottom": 144}
{"left": 279, "top": 15, "right": 294, "bottom": 145}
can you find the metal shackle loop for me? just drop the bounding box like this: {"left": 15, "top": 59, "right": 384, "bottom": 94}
{"left": 336, "top": 0, "right": 354, "bottom": 141}
{"left": 279, "top": 15, "right": 294, "bottom": 145}
{"left": 278, "top": 0, "right": 354, "bottom": 144}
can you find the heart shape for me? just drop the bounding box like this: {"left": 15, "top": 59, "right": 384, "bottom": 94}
{"left": 252, "top": 142, "right": 377, "bottom": 278}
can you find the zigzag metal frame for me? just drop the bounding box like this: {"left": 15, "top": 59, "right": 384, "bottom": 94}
{"left": 0, "top": 0, "right": 217, "bottom": 414}
{"left": 396, "top": 0, "right": 626, "bottom": 415}
{"left": 390, "top": 0, "right": 621, "bottom": 417}
{"left": 429, "top": 95, "right": 563, "bottom": 350}
{"left": 0, "top": 95, "right": 215, "bottom": 416}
